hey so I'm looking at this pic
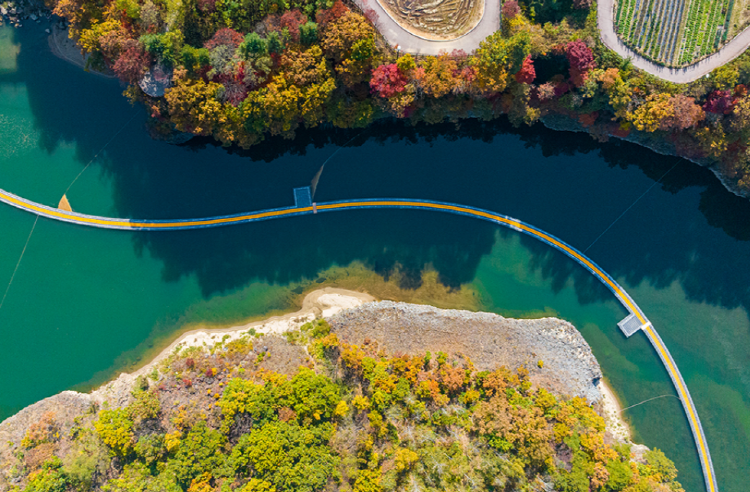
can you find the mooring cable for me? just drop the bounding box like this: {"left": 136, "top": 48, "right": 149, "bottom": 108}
{"left": 620, "top": 394, "right": 681, "bottom": 413}
{"left": 0, "top": 216, "right": 39, "bottom": 312}
{"left": 1, "top": 110, "right": 141, "bottom": 313}
{"left": 64, "top": 109, "right": 142, "bottom": 195}
{"left": 584, "top": 158, "right": 683, "bottom": 254}
{"left": 311, "top": 128, "right": 370, "bottom": 199}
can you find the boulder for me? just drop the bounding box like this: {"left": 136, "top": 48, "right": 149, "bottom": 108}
{"left": 139, "top": 64, "right": 173, "bottom": 97}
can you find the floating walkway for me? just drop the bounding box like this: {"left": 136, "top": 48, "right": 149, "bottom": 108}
{"left": 0, "top": 187, "right": 718, "bottom": 492}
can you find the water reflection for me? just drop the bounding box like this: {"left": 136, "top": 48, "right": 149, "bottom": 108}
{"left": 8, "top": 22, "right": 750, "bottom": 318}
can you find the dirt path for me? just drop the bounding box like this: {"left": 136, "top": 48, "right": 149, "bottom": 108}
{"left": 353, "top": 0, "right": 499, "bottom": 55}
{"left": 598, "top": 0, "right": 750, "bottom": 83}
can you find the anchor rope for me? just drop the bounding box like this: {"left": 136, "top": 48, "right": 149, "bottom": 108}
{"left": 584, "top": 158, "right": 683, "bottom": 254}
{"left": 64, "top": 109, "right": 141, "bottom": 195}
{"left": 620, "top": 394, "right": 681, "bottom": 413}
{"left": 0, "top": 216, "right": 39, "bottom": 312}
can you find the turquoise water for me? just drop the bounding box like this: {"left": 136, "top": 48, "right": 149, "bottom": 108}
{"left": 2, "top": 24, "right": 750, "bottom": 492}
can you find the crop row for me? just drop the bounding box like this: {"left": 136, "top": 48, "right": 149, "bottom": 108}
{"left": 616, "top": 0, "right": 735, "bottom": 66}
{"left": 616, "top": 0, "right": 639, "bottom": 39}
{"left": 615, "top": 0, "right": 687, "bottom": 64}
{"left": 677, "top": 0, "right": 732, "bottom": 64}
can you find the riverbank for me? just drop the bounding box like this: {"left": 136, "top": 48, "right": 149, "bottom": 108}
{"left": 541, "top": 113, "right": 750, "bottom": 200}
{"left": 47, "top": 24, "right": 115, "bottom": 78}
{"left": 90, "top": 287, "right": 375, "bottom": 408}
{"left": 20, "top": 16, "right": 748, "bottom": 202}
{"left": 598, "top": 377, "right": 632, "bottom": 442}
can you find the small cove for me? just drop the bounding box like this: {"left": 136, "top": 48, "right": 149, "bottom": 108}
{"left": 1, "top": 23, "right": 750, "bottom": 492}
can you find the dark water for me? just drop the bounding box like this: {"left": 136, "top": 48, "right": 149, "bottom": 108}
{"left": 1, "top": 25, "right": 749, "bottom": 492}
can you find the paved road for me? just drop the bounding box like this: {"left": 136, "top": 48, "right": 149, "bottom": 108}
{"left": 353, "top": 0, "right": 499, "bottom": 55}
{"left": 598, "top": 0, "right": 750, "bottom": 83}
{"left": 0, "top": 186, "right": 720, "bottom": 492}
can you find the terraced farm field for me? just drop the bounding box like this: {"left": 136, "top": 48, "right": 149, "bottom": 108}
{"left": 615, "top": 0, "right": 735, "bottom": 66}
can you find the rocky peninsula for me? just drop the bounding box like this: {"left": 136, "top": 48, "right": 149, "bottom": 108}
{"left": 0, "top": 290, "right": 670, "bottom": 492}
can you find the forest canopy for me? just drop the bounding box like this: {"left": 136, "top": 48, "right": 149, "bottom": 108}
{"left": 10, "top": 320, "right": 684, "bottom": 492}
{"left": 48, "top": 0, "right": 750, "bottom": 191}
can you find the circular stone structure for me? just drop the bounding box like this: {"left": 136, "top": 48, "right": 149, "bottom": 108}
{"left": 377, "top": 0, "right": 484, "bottom": 40}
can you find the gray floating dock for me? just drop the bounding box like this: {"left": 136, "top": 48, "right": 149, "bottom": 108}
{"left": 618, "top": 313, "right": 644, "bottom": 337}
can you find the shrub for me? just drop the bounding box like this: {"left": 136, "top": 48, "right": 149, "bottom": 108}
{"left": 94, "top": 408, "right": 135, "bottom": 458}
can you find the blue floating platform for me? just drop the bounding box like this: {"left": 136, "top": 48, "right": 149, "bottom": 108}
{"left": 293, "top": 187, "right": 312, "bottom": 208}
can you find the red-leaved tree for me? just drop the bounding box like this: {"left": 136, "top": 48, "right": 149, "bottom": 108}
{"left": 113, "top": 41, "right": 152, "bottom": 84}
{"left": 703, "top": 90, "right": 735, "bottom": 114}
{"left": 280, "top": 10, "right": 308, "bottom": 43}
{"left": 514, "top": 55, "right": 535, "bottom": 84}
{"left": 316, "top": 0, "right": 350, "bottom": 29}
{"left": 370, "top": 63, "right": 408, "bottom": 98}
{"left": 204, "top": 28, "right": 244, "bottom": 50}
{"left": 197, "top": 0, "right": 216, "bottom": 12}
{"left": 566, "top": 40, "right": 595, "bottom": 86}
{"left": 502, "top": 0, "right": 521, "bottom": 19}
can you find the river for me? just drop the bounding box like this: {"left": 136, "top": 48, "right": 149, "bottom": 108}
{"left": 1, "top": 24, "right": 749, "bottom": 492}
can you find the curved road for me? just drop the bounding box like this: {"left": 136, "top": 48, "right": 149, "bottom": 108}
{"left": 353, "top": 0, "right": 499, "bottom": 55}
{"left": 598, "top": 0, "right": 750, "bottom": 83}
{"left": 0, "top": 188, "right": 718, "bottom": 492}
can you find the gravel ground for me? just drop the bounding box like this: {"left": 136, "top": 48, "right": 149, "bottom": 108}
{"left": 329, "top": 301, "right": 603, "bottom": 401}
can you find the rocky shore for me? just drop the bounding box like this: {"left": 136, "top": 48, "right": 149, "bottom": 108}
{"left": 329, "top": 300, "right": 604, "bottom": 401}
{"left": 541, "top": 112, "right": 750, "bottom": 200}
{"left": 0, "top": 0, "right": 52, "bottom": 30}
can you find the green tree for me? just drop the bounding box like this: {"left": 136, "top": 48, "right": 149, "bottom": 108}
{"left": 230, "top": 421, "right": 338, "bottom": 491}
{"left": 22, "top": 457, "right": 69, "bottom": 492}
{"left": 166, "top": 420, "right": 228, "bottom": 486}
{"left": 274, "top": 367, "right": 342, "bottom": 423}
{"left": 102, "top": 462, "right": 182, "bottom": 492}
{"left": 181, "top": 45, "right": 210, "bottom": 74}
{"left": 644, "top": 449, "right": 680, "bottom": 484}
{"left": 267, "top": 31, "right": 286, "bottom": 55}
{"left": 94, "top": 408, "right": 135, "bottom": 458}
{"left": 300, "top": 21, "right": 319, "bottom": 45}
{"left": 605, "top": 459, "right": 632, "bottom": 491}
{"left": 239, "top": 33, "right": 269, "bottom": 58}
{"left": 471, "top": 30, "right": 530, "bottom": 94}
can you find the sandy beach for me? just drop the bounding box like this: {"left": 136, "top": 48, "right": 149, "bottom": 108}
{"left": 598, "top": 378, "right": 632, "bottom": 442}
{"left": 91, "top": 288, "right": 375, "bottom": 403}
